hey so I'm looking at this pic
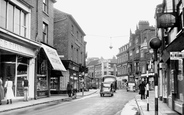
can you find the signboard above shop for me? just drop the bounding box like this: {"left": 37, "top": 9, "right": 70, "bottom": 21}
{"left": 170, "top": 52, "right": 184, "bottom": 60}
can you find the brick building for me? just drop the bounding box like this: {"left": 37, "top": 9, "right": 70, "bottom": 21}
{"left": 116, "top": 43, "right": 129, "bottom": 88}
{"left": 54, "top": 9, "right": 87, "bottom": 92}
{"left": 0, "top": 0, "right": 66, "bottom": 100}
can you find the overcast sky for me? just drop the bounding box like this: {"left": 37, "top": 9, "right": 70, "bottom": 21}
{"left": 54, "top": 0, "right": 162, "bottom": 59}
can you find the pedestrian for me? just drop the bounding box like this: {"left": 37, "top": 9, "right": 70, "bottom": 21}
{"left": 0, "top": 77, "right": 4, "bottom": 105}
{"left": 72, "top": 82, "right": 77, "bottom": 98}
{"left": 22, "top": 77, "right": 29, "bottom": 101}
{"left": 138, "top": 80, "right": 146, "bottom": 100}
{"left": 4, "top": 78, "right": 14, "bottom": 104}
{"left": 67, "top": 82, "right": 72, "bottom": 97}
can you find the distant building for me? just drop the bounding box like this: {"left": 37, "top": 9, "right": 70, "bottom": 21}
{"left": 86, "top": 57, "right": 117, "bottom": 88}
{"left": 116, "top": 43, "right": 129, "bottom": 88}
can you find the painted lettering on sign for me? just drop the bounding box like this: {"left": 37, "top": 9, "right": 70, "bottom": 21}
{"left": 0, "top": 38, "right": 34, "bottom": 56}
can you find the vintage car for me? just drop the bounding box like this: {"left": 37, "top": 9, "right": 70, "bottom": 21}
{"left": 100, "top": 82, "right": 114, "bottom": 97}
{"left": 126, "top": 82, "right": 136, "bottom": 92}
{"left": 100, "top": 75, "right": 117, "bottom": 97}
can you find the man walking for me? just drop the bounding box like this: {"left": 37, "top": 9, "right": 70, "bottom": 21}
{"left": 22, "top": 77, "right": 29, "bottom": 101}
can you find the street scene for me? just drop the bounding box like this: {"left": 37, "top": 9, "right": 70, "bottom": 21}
{"left": 0, "top": 89, "right": 137, "bottom": 115}
{"left": 0, "top": 0, "right": 184, "bottom": 115}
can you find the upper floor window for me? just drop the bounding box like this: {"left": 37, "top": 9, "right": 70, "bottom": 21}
{"left": 43, "top": 0, "right": 48, "bottom": 13}
{"left": 0, "top": 0, "right": 29, "bottom": 38}
{"left": 42, "top": 22, "right": 48, "bottom": 43}
{"left": 77, "top": 31, "right": 79, "bottom": 39}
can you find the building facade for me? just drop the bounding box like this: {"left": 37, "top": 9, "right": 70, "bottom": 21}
{"left": 0, "top": 0, "right": 66, "bottom": 100}
{"left": 54, "top": 9, "right": 87, "bottom": 93}
{"left": 86, "top": 57, "right": 117, "bottom": 89}
{"left": 139, "top": 25, "right": 156, "bottom": 90}
{"left": 155, "top": 0, "right": 184, "bottom": 114}
{"left": 116, "top": 43, "right": 129, "bottom": 88}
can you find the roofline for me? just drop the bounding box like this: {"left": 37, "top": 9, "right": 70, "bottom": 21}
{"left": 67, "top": 14, "right": 86, "bottom": 36}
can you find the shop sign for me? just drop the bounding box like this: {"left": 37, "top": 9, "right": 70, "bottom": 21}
{"left": 170, "top": 52, "right": 184, "bottom": 60}
{"left": 0, "top": 38, "right": 34, "bottom": 56}
{"left": 156, "top": 13, "right": 176, "bottom": 28}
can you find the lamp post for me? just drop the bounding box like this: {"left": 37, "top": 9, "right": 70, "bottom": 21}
{"left": 149, "top": 37, "right": 161, "bottom": 115}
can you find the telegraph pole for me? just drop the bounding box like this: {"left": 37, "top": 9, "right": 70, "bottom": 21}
{"left": 149, "top": 37, "right": 161, "bottom": 115}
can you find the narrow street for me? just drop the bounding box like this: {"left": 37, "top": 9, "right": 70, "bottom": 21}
{"left": 1, "top": 89, "right": 137, "bottom": 115}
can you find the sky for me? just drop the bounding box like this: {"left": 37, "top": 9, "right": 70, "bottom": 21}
{"left": 54, "top": 0, "right": 162, "bottom": 59}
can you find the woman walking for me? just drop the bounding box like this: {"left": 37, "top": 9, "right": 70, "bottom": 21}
{"left": 0, "top": 77, "right": 4, "bottom": 105}
{"left": 4, "top": 78, "right": 14, "bottom": 104}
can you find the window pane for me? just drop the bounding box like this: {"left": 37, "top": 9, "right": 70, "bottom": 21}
{"left": 20, "top": 11, "right": 26, "bottom": 37}
{"left": 14, "top": 8, "right": 20, "bottom": 35}
{"left": 0, "top": 0, "right": 6, "bottom": 28}
{"left": 43, "top": 23, "right": 48, "bottom": 43}
{"left": 8, "top": 3, "right": 13, "bottom": 32}
{"left": 43, "top": 0, "right": 47, "bottom": 13}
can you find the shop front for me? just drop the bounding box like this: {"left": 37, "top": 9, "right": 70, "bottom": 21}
{"left": 36, "top": 43, "right": 66, "bottom": 97}
{"left": 62, "top": 60, "right": 80, "bottom": 92}
{"left": 162, "top": 31, "right": 184, "bottom": 114}
{"left": 0, "top": 37, "right": 40, "bottom": 99}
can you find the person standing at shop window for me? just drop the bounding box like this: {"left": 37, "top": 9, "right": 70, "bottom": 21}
{"left": 4, "top": 78, "right": 14, "bottom": 104}
{"left": 22, "top": 77, "right": 29, "bottom": 101}
{"left": 0, "top": 77, "right": 4, "bottom": 105}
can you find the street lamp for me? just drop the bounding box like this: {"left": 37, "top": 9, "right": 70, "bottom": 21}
{"left": 149, "top": 37, "right": 161, "bottom": 115}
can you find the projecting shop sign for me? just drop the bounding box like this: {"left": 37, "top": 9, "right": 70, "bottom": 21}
{"left": 170, "top": 52, "right": 184, "bottom": 60}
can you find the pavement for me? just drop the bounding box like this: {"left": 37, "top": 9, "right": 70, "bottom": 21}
{"left": 0, "top": 89, "right": 97, "bottom": 113}
{"left": 135, "top": 90, "right": 180, "bottom": 115}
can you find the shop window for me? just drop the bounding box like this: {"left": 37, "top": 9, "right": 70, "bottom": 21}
{"left": 50, "top": 77, "right": 59, "bottom": 90}
{"left": 37, "top": 51, "right": 48, "bottom": 91}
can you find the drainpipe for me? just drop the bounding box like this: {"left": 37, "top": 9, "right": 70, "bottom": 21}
{"left": 34, "top": 0, "right": 39, "bottom": 99}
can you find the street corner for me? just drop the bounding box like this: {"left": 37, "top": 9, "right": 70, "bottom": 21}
{"left": 121, "top": 99, "right": 139, "bottom": 115}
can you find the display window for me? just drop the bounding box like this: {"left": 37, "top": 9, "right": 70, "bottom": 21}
{"left": 0, "top": 53, "right": 29, "bottom": 97}
{"left": 50, "top": 77, "right": 59, "bottom": 90}
{"left": 37, "top": 50, "right": 48, "bottom": 92}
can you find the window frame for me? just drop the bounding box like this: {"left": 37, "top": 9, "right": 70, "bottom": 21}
{"left": 0, "top": 0, "right": 30, "bottom": 38}
{"left": 43, "top": 0, "right": 48, "bottom": 13}
{"left": 42, "top": 22, "right": 48, "bottom": 43}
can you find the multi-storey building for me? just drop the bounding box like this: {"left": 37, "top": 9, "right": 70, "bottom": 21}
{"left": 128, "top": 23, "right": 142, "bottom": 85}
{"left": 0, "top": 0, "right": 66, "bottom": 99}
{"left": 139, "top": 24, "right": 156, "bottom": 90}
{"left": 86, "top": 58, "right": 100, "bottom": 89}
{"left": 86, "top": 57, "right": 117, "bottom": 89}
{"left": 127, "top": 21, "right": 156, "bottom": 89}
{"left": 155, "top": 0, "right": 184, "bottom": 114}
{"left": 116, "top": 43, "right": 129, "bottom": 88}
{"left": 54, "top": 9, "right": 87, "bottom": 93}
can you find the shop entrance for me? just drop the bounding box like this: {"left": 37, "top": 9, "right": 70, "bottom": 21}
{"left": 0, "top": 51, "right": 29, "bottom": 97}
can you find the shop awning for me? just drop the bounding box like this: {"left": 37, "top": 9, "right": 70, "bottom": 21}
{"left": 162, "top": 30, "right": 184, "bottom": 62}
{"left": 41, "top": 43, "right": 66, "bottom": 71}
